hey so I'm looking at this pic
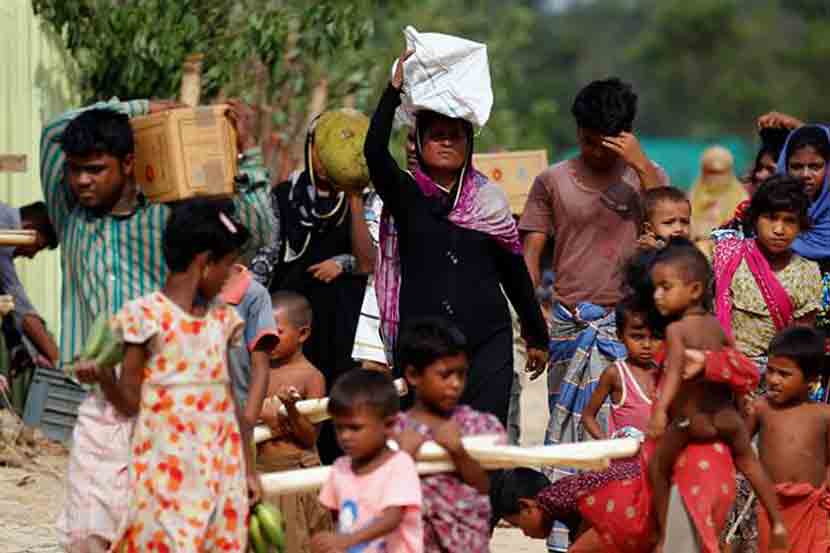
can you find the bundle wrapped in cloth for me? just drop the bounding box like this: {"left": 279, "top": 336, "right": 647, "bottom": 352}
{"left": 393, "top": 25, "right": 493, "bottom": 128}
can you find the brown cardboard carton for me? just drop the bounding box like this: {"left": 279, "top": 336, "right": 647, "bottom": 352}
{"left": 130, "top": 105, "right": 238, "bottom": 203}
{"left": 473, "top": 149, "right": 548, "bottom": 215}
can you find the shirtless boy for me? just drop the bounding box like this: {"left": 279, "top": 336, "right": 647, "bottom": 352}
{"left": 258, "top": 291, "right": 333, "bottom": 553}
{"left": 746, "top": 327, "right": 830, "bottom": 553}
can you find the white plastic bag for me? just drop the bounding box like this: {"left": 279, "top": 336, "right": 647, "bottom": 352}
{"left": 393, "top": 26, "right": 493, "bottom": 128}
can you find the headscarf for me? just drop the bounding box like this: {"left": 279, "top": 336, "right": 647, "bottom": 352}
{"left": 281, "top": 118, "right": 349, "bottom": 263}
{"left": 777, "top": 125, "right": 830, "bottom": 261}
{"left": 713, "top": 238, "right": 794, "bottom": 341}
{"left": 689, "top": 146, "right": 749, "bottom": 241}
{"left": 375, "top": 112, "right": 522, "bottom": 362}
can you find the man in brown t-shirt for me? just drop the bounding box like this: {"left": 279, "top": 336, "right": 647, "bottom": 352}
{"left": 519, "top": 77, "right": 668, "bottom": 551}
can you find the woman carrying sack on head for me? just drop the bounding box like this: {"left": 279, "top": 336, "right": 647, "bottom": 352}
{"left": 364, "top": 46, "right": 549, "bottom": 425}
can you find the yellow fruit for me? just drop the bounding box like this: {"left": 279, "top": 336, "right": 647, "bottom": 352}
{"left": 255, "top": 502, "right": 285, "bottom": 552}
{"left": 314, "top": 109, "right": 371, "bottom": 194}
{"left": 248, "top": 513, "right": 268, "bottom": 553}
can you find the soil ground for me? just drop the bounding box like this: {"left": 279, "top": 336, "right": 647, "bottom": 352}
{"left": 0, "top": 369, "right": 550, "bottom": 553}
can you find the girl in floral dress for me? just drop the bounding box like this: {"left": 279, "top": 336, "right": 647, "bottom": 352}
{"left": 89, "top": 199, "right": 261, "bottom": 552}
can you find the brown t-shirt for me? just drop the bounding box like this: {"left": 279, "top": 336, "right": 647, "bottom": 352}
{"left": 519, "top": 159, "right": 669, "bottom": 308}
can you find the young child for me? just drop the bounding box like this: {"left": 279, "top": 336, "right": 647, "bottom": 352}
{"left": 223, "top": 264, "right": 278, "bottom": 435}
{"left": 583, "top": 296, "right": 657, "bottom": 439}
{"left": 393, "top": 317, "right": 505, "bottom": 553}
{"left": 80, "top": 199, "right": 260, "bottom": 551}
{"left": 745, "top": 327, "right": 830, "bottom": 553}
{"left": 489, "top": 464, "right": 648, "bottom": 552}
{"left": 314, "top": 369, "right": 422, "bottom": 553}
{"left": 646, "top": 239, "right": 788, "bottom": 549}
{"left": 625, "top": 186, "right": 691, "bottom": 327}
{"left": 639, "top": 186, "right": 692, "bottom": 249}
{"left": 712, "top": 176, "right": 821, "bottom": 368}
{"left": 258, "top": 290, "right": 333, "bottom": 553}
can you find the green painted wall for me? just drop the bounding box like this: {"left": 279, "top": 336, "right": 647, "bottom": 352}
{"left": 0, "top": 0, "right": 81, "bottom": 334}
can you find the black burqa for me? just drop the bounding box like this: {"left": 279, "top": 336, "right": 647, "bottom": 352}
{"left": 269, "top": 134, "right": 366, "bottom": 463}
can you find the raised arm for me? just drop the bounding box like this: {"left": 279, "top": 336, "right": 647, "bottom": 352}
{"left": 363, "top": 83, "right": 415, "bottom": 217}
{"left": 40, "top": 99, "right": 149, "bottom": 238}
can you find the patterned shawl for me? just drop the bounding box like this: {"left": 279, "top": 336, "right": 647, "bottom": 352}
{"left": 375, "top": 165, "right": 521, "bottom": 363}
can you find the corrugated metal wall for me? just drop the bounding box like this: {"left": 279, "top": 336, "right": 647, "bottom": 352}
{"left": 0, "top": 0, "right": 81, "bottom": 333}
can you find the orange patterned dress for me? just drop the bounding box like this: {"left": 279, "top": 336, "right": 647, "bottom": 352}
{"left": 109, "top": 292, "right": 247, "bottom": 553}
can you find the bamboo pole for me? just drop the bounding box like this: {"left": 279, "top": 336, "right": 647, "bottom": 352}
{"left": 261, "top": 437, "right": 640, "bottom": 495}
{"left": 0, "top": 230, "right": 37, "bottom": 247}
{"left": 253, "top": 379, "right": 408, "bottom": 442}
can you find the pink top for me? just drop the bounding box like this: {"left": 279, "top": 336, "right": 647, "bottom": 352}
{"left": 319, "top": 451, "right": 423, "bottom": 553}
{"left": 608, "top": 360, "right": 652, "bottom": 434}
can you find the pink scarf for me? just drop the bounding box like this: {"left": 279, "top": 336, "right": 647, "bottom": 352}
{"left": 713, "top": 238, "right": 794, "bottom": 341}
{"left": 375, "top": 167, "right": 522, "bottom": 362}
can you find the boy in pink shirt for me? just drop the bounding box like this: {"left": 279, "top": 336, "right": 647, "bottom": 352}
{"left": 314, "top": 370, "right": 422, "bottom": 553}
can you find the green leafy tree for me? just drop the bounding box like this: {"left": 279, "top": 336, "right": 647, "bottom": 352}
{"left": 32, "top": 0, "right": 379, "bottom": 178}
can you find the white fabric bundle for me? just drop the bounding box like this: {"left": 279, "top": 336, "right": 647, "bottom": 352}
{"left": 393, "top": 26, "right": 493, "bottom": 128}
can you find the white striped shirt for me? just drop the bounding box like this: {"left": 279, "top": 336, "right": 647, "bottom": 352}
{"left": 40, "top": 99, "right": 277, "bottom": 367}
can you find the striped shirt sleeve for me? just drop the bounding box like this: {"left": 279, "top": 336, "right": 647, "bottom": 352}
{"left": 39, "top": 98, "right": 149, "bottom": 238}
{"left": 233, "top": 146, "right": 278, "bottom": 256}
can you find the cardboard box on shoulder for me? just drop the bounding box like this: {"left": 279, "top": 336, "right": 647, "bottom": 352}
{"left": 130, "top": 105, "right": 238, "bottom": 203}
{"left": 473, "top": 150, "right": 548, "bottom": 215}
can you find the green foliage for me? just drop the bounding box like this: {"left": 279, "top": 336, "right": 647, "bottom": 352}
{"left": 32, "top": 0, "right": 830, "bottom": 178}
{"left": 32, "top": 0, "right": 374, "bottom": 104}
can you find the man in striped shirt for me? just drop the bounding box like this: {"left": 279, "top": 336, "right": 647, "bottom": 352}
{"left": 41, "top": 98, "right": 277, "bottom": 552}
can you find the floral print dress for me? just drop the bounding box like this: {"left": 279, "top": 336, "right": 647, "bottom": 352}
{"left": 110, "top": 292, "right": 247, "bottom": 553}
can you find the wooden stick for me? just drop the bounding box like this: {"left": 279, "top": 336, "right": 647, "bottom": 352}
{"left": 0, "top": 230, "right": 36, "bottom": 247}
{"left": 260, "top": 437, "right": 640, "bottom": 495}
{"left": 254, "top": 378, "right": 408, "bottom": 442}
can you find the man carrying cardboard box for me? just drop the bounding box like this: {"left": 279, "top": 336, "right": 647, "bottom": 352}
{"left": 40, "top": 98, "right": 276, "bottom": 553}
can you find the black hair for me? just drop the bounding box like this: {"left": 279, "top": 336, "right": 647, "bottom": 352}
{"left": 744, "top": 174, "right": 811, "bottom": 233}
{"left": 652, "top": 237, "right": 710, "bottom": 285}
{"left": 615, "top": 295, "right": 650, "bottom": 336}
{"left": 768, "top": 327, "right": 826, "bottom": 381}
{"left": 60, "top": 109, "right": 135, "bottom": 160}
{"left": 396, "top": 317, "right": 468, "bottom": 374}
{"left": 642, "top": 186, "right": 690, "bottom": 224}
{"left": 571, "top": 78, "right": 637, "bottom": 136}
{"left": 328, "top": 369, "right": 400, "bottom": 418}
{"left": 756, "top": 127, "right": 789, "bottom": 167}
{"left": 271, "top": 290, "right": 313, "bottom": 329}
{"left": 162, "top": 198, "right": 250, "bottom": 273}
{"left": 622, "top": 249, "right": 668, "bottom": 338}
{"left": 785, "top": 125, "right": 830, "bottom": 164}
{"left": 651, "top": 237, "right": 713, "bottom": 310}
{"left": 19, "top": 201, "right": 58, "bottom": 249}
{"left": 489, "top": 468, "right": 551, "bottom": 529}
